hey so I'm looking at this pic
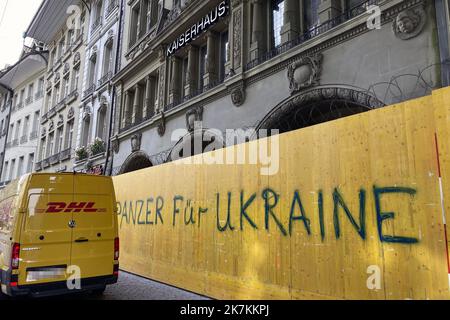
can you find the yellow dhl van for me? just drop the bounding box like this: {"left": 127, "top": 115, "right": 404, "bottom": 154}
{"left": 0, "top": 173, "right": 119, "bottom": 297}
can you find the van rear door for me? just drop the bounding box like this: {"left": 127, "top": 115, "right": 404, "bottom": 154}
{"left": 19, "top": 175, "right": 74, "bottom": 286}
{"left": 70, "top": 175, "right": 115, "bottom": 279}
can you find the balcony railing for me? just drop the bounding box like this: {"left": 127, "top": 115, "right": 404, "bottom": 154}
{"left": 91, "top": 16, "right": 102, "bottom": 34}
{"left": 57, "top": 97, "right": 67, "bottom": 111}
{"left": 20, "top": 135, "right": 28, "bottom": 144}
{"left": 12, "top": 139, "right": 18, "bottom": 147}
{"left": 48, "top": 106, "right": 57, "bottom": 118}
{"left": 50, "top": 153, "right": 60, "bottom": 165}
{"left": 25, "top": 96, "right": 33, "bottom": 105}
{"left": 60, "top": 148, "right": 72, "bottom": 161}
{"left": 98, "top": 71, "right": 112, "bottom": 87}
{"left": 30, "top": 131, "right": 38, "bottom": 140}
{"left": 164, "top": 78, "right": 225, "bottom": 113}
{"left": 35, "top": 161, "right": 42, "bottom": 172}
{"left": 15, "top": 102, "right": 23, "bottom": 111}
{"left": 83, "top": 84, "right": 96, "bottom": 99}
{"left": 106, "top": 0, "right": 118, "bottom": 17}
{"left": 245, "top": 0, "right": 380, "bottom": 71}
{"left": 41, "top": 113, "right": 48, "bottom": 124}
{"left": 68, "top": 89, "right": 78, "bottom": 102}
{"left": 42, "top": 158, "right": 50, "bottom": 168}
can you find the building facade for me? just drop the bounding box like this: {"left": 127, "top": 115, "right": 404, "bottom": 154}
{"left": 75, "top": 0, "right": 123, "bottom": 175}
{"left": 0, "top": 47, "right": 47, "bottom": 185}
{"left": 108, "top": 0, "right": 448, "bottom": 175}
{"left": 26, "top": 0, "right": 90, "bottom": 173}
{"left": 0, "top": 84, "right": 12, "bottom": 184}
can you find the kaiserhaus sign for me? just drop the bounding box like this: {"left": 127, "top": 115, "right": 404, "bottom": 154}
{"left": 166, "top": 1, "right": 229, "bottom": 57}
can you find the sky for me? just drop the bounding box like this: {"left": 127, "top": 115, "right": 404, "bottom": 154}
{"left": 0, "top": 0, "right": 43, "bottom": 70}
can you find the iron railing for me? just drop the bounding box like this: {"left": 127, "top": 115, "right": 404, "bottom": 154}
{"left": 98, "top": 71, "right": 113, "bottom": 87}
{"left": 50, "top": 153, "right": 60, "bottom": 165}
{"left": 106, "top": 0, "right": 118, "bottom": 17}
{"left": 35, "top": 161, "right": 42, "bottom": 172}
{"left": 35, "top": 91, "right": 44, "bottom": 100}
{"left": 60, "top": 148, "right": 72, "bottom": 161}
{"left": 83, "top": 84, "right": 96, "bottom": 99}
{"left": 91, "top": 16, "right": 102, "bottom": 34}
{"left": 25, "top": 96, "right": 33, "bottom": 105}
{"left": 42, "top": 158, "right": 50, "bottom": 168}
{"left": 245, "top": 0, "right": 379, "bottom": 71}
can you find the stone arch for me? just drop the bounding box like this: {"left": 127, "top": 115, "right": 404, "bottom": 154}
{"left": 166, "top": 129, "right": 225, "bottom": 163}
{"left": 255, "top": 85, "right": 385, "bottom": 134}
{"left": 119, "top": 151, "right": 153, "bottom": 174}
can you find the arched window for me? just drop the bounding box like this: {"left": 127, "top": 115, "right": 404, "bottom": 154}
{"left": 96, "top": 104, "right": 108, "bottom": 142}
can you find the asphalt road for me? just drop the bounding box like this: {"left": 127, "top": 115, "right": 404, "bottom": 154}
{"left": 0, "top": 271, "right": 210, "bottom": 300}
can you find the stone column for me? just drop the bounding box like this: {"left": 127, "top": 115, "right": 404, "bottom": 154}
{"left": 184, "top": 45, "right": 198, "bottom": 97}
{"left": 122, "top": 91, "right": 131, "bottom": 128}
{"left": 281, "top": 0, "right": 300, "bottom": 44}
{"left": 318, "top": 0, "right": 342, "bottom": 23}
{"left": 132, "top": 84, "right": 141, "bottom": 124}
{"left": 249, "top": 0, "right": 265, "bottom": 61}
{"left": 169, "top": 56, "right": 181, "bottom": 105}
{"left": 144, "top": 75, "right": 152, "bottom": 119}
{"left": 203, "top": 31, "right": 218, "bottom": 89}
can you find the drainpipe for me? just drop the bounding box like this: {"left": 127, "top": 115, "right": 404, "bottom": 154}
{"left": 435, "top": 0, "right": 450, "bottom": 87}
{"left": 0, "top": 84, "right": 14, "bottom": 182}
{"left": 104, "top": 0, "right": 124, "bottom": 176}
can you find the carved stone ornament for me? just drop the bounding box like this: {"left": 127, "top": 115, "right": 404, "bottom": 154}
{"left": 57, "top": 114, "right": 64, "bottom": 127}
{"left": 90, "top": 46, "right": 98, "bottom": 61}
{"left": 63, "top": 63, "right": 70, "bottom": 75}
{"left": 186, "top": 106, "right": 203, "bottom": 132}
{"left": 48, "top": 120, "right": 55, "bottom": 132}
{"left": 68, "top": 107, "right": 75, "bottom": 119}
{"left": 111, "top": 135, "right": 120, "bottom": 154}
{"left": 230, "top": 86, "right": 246, "bottom": 107}
{"left": 83, "top": 105, "right": 91, "bottom": 121}
{"left": 157, "top": 112, "right": 166, "bottom": 137}
{"left": 392, "top": 6, "right": 427, "bottom": 40}
{"left": 131, "top": 133, "right": 142, "bottom": 153}
{"left": 288, "top": 54, "right": 323, "bottom": 95}
{"left": 73, "top": 52, "right": 81, "bottom": 66}
{"left": 54, "top": 73, "right": 61, "bottom": 83}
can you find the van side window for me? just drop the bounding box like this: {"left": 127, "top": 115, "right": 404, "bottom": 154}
{"left": 0, "top": 196, "right": 17, "bottom": 233}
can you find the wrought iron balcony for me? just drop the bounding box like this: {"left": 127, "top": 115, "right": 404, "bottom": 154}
{"left": 67, "top": 89, "right": 78, "bottom": 102}
{"left": 15, "top": 102, "right": 23, "bottom": 111}
{"left": 59, "top": 148, "right": 72, "bottom": 161}
{"left": 98, "top": 71, "right": 112, "bottom": 87}
{"left": 42, "top": 158, "right": 50, "bottom": 168}
{"left": 245, "top": 0, "right": 380, "bottom": 71}
{"left": 91, "top": 16, "right": 102, "bottom": 34}
{"left": 25, "top": 96, "right": 33, "bottom": 105}
{"left": 48, "top": 106, "right": 57, "bottom": 118}
{"left": 20, "top": 135, "right": 28, "bottom": 144}
{"left": 41, "top": 113, "right": 48, "bottom": 124}
{"left": 83, "top": 84, "right": 96, "bottom": 99}
{"left": 50, "top": 153, "right": 60, "bottom": 165}
{"left": 35, "top": 161, "right": 42, "bottom": 172}
{"left": 106, "top": 0, "right": 118, "bottom": 17}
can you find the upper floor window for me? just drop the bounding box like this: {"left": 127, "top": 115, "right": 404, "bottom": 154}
{"left": 271, "top": 0, "right": 284, "bottom": 48}
{"left": 129, "top": 0, "right": 159, "bottom": 48}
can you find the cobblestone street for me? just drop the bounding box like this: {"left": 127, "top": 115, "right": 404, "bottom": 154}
{"left": 0, "top": 271, "right": 210, "bottom": 300}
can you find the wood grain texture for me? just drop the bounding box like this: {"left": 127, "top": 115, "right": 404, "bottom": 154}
{"left": 114, "top": 88, "right": 450, "bottom": 300}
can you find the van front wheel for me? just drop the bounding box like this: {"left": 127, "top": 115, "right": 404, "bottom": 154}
{"left": 91, "top": 286, "right": 106, "bottom": 296}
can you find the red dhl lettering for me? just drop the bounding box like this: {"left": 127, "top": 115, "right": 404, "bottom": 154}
{"left": 40, "top": 202, "right": 107, "bottom": 213}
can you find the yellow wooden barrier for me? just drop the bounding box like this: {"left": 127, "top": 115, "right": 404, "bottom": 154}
{"left": 113, "top": 87, "right": 450, "bottom": 300}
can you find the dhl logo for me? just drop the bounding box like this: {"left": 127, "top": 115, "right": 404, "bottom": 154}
{"left": 36, "top": 202, "right": 107, "bottom": 213}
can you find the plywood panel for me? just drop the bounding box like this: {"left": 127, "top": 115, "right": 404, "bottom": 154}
{"left": 113, "top": 88, "right": 450, "bottom": 300}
